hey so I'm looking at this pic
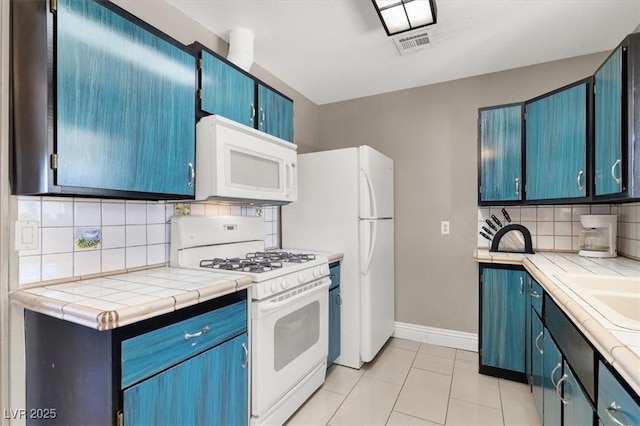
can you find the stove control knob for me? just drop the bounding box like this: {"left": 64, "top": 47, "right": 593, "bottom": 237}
{"left": 281, "top": 279, "right": 289, "bottom": 290}
{"left": 271, "top": 282, "right": 278, "bottom": 293}
{"left": 313, "top": 268, "right": 320, "bottom": 278}
{"left": 320, "top": 265, "right": 329, "bottom": 275}
{"left": 297, "top": 273, "right": 305, "bottom": 283}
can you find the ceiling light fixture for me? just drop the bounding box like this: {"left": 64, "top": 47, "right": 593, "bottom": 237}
{"left": 372, "top": 0, "right": 437, "bottom": 36}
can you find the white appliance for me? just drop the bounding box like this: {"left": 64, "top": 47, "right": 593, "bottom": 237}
{"left": 578, "top": 214, "right": 618, "bottom": 258}
{"left": 195, "top": 115, "right": 297, "bottom": 205}
{"left": 170, "top": 215, "right": 329, "bottom": 426}
{"left": 282, "top": 145, "right": 395, "bottom": 369}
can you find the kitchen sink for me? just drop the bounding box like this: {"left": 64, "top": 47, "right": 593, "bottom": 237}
{"left": 553, "top": 273, "right": 640, "bottom": 331}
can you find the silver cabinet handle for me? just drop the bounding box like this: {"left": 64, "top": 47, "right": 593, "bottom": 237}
{"left": 184, "top": 325, "right": 209, "bottom": 340}
{"left": 188, "top": 162, "right": 195, "bottom": 187}
{"left": 241, "top": 342, "right": 249, "bottom": 369}
{"left": 530, "top": 290, "right": 542, "bottom": 299}
{"left": 534, "top": 332, "right": 544, "bottom": 354}
{"left": 515, "top": 177, "right": 520, "bottom": 195}
{"left": 250, "top": 103, "right": 256, "bottom": 123}
{"left": 555, "top": 374, "right": 569, "bottom": 405}
{"left": 606, "top": 401, "right": 631, "bottom": 426}
{"left": 551, "top": 362, "right": 562, "bottom": 387}
{"left": 577, "top": 170, "right": 584, "bottom": 191}
{"left": 611, "top": 159, "right": 622, "bottom": 185}
{"left": 520, "top": 276, "right": 524, "bottom": 294}
{"left": 337, "top": 294, "right": 342, "bottom": 306}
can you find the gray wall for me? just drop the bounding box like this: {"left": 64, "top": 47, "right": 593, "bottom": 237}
{"left": 317, "top": 52, "right": 609, "bottom": 333}
{"left": 113, "top": 0, "right": 319, "bottom": 153}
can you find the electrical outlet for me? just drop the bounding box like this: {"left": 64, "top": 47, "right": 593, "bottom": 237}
{"left": 441, "top": 221, "right": 450, "bottom": 235}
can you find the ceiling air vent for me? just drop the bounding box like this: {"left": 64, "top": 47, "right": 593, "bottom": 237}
{"left": 393, "top": 30, "right": 433, "bottom": 55}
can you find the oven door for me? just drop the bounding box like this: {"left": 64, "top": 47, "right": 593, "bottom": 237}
{"left": 251, "top": 278, "right": 329, "bottom": 417}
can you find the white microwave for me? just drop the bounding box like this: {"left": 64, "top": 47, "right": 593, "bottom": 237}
{"left": 195, "top": 115, "right": 297, "bottom": 205}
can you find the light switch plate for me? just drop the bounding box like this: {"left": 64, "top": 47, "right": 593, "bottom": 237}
{"left": 15, "top": 220, "right": 39, "bottom": 251}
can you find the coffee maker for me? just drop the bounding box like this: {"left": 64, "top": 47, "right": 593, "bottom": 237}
{"left": 578, "top": 214, "right": 617, "bottom": 258}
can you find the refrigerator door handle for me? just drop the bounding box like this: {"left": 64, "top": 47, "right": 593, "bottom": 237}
{"left": 362, "top": 220, "right": 377, "bottom": 275}
{"left": 360, "top": 168, "right": 378, "bottom": 219}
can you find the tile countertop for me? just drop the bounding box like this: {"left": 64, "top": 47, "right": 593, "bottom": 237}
{"left": 10, "top": 267, "right": 252, "bottom": 331}
{"left": 474, "top": 249, "right": 640, "bottom": 396}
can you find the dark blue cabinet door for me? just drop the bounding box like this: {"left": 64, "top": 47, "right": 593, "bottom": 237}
{"left": 543, "top": 329, "right": 562, "bottom": 426}
{"left": 124, "top": 333, "right": 248, "bottom": 426}
{"left": 328, "top": 286, "right": 341, "bottom": 366}
{"left": 258, "top": 84, "right": 294, "bottom": 142}
{"left": 563, "top": 361, "right": 594, "bottom": 426}
{"left": 531, "top": 312, "right": 544, "bottom": 423}
{"left": 481, "top": 268, "right": 526, "bottom": 373}
{"left": 595, "top": 47, "right": 623, "bottom": 196}
{"left": 525, "top": 82, "right": 588, "bottom": 200}
{"left": 479, "top": 105, "right": 522, "bottom": 202}
{"left": 201, "top": 51, "right": 255, "bottom": 127}
{"left": 56, "top": 0, "right": 196, "bottom": 196}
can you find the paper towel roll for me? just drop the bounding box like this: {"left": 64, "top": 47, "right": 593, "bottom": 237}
{"left": 227, "top": 27, "right": 254, "bottom": 72}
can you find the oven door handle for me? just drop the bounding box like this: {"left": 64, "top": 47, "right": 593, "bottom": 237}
{"left": 254, "top": 279, "right": 329, "bottom": 318}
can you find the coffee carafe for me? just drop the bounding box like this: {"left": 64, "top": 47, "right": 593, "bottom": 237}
{"left": 578, "top": 214, "right": 617, "bottom": 258}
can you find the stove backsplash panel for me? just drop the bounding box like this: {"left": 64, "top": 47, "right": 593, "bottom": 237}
{"left": 15, "top": 196, "right": 279, "bottom": 287}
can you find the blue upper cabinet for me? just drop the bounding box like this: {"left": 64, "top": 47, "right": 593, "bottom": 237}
{"left": 11, "top": 0, "right": 196, "bottom": 199}
{"left": 200, "top": 50, "right": 255, "bottom": 128}
{"left": 478, "top": 104, "right": 523, "bottom": 204}
{"left": 480, "top": 267, "right": 527, "bottom": 376}
{"left": 594, "top": 47, "right": 623, "bottom": 197}
{"left": 593, "top": 33, "right": 640, "bottom": 201}
{"left": 258, "top": 83, "right": 294, "bottom": 142}
{"left": 525, "top": 80, "right": 590, "bottom": 202}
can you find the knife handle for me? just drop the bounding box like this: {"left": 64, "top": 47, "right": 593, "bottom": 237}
{"left": 502, "top": 208, "right": 512, "bottom": 223}
{"left": 479, "top": 231, "right": 492, "bottom": 241}
{"left": 482, "top": 226, "right": 494, "bottom": 236}
{"left": 491, "top": 214, "right": 503, "bottom": 228}
{"left": 485, "top": 219, "right": 498, "bottom": 231}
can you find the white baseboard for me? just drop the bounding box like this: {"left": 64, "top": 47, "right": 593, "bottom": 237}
{"left": 393, "top": 321, "right": 478, "bottom": 352}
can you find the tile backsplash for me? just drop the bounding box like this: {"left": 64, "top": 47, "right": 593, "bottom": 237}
{"left": 478, "top": 202, "right": 640, "bottom": 260}
{"left": 16, "top": 196, "right": 279, "bottom": 287}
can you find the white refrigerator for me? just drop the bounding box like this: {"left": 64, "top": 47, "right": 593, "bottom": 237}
{"left": 282, "top": 145, "right": 394, "bottom": 369}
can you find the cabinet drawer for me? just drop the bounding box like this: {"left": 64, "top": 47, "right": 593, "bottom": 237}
{"left": 121, "top": 300, "right": 247, "bottom": 388}
{"left": 598, "top": 361, "right": 640, "bottom": 426}
{"left": 530, "top": 279, "right": 543, "bottom": 316}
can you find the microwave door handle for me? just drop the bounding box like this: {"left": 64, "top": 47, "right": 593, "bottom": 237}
{"left": 288, "top": 162, "right": 296, "bottom": 195}
{"left": 284, "top": 160, "right": 295, "bottom": 196}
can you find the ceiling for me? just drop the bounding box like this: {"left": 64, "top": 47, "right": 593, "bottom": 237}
{"left": 167, "top": 0, "right": 640, "bottom": 105}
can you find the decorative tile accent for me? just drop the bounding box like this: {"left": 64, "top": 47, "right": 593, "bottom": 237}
{"left": 74, "top": 227, "right": 102, "bottom": 251}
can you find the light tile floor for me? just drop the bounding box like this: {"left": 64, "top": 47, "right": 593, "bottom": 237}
{"left": 286, "top": 338, "right": 540, "bottom": 426}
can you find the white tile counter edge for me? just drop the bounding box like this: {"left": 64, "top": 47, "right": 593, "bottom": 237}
{"left": 474, "top": 249, "right": 640, "bottom": 397}
{"left": 10, "top": 266, "right": 253, "bottom": 331}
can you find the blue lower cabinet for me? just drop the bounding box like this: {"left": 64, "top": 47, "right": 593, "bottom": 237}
{"left": 328, "top": 263, "right": 341, "bottom": 366}
{"left": 124, "top": 333, "right": 248, "bottom": 426}
{"left": 598, "top": 361, "right": 640, "bottom": 426}
{"left": 530, "top": 312, "right": 544, "bottom": 423}
{"left": 562, "top": 361, "right": 593, "bottom": 426}
{"left": 480, "top": 267, "right": 527, "bottom": 375}
{"left": 328, "top": 286, "right": 341, "bottom": 366}
{"left": 543, "top": 329, "right": 562, "bottom": 425}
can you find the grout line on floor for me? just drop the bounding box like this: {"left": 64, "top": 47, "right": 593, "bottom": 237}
{"left": 385, "top": 348, "right": 419, "bottom": 425}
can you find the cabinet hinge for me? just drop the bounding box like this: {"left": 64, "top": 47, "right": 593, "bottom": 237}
{"left": 50, "top": 153, "right": 58, "bottom": 170}
{"left": 197, "top": 89, "right": 202, "bottom": 100}
{"left": 523, "top": 112, "right": 527, "bottom": 121}
{"left": 50, "top": 0, "right": 57, "bottom": 13}
{"left": 116, "top": 410, "right": 123, "bottom": 426}
{"left": 198, "top": 58, "right": 202, "bottom": 70}
{"left": 479, "top": 186, "right": 482, "bottom": 194}
{"left": 593, "top": 84, "right": 596, "bottom": 95}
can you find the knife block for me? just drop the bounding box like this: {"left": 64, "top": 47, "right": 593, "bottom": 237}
{"left": 490, "top": 224, "right": 534, "bottom": 254}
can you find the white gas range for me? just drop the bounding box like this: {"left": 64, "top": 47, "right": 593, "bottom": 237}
{"left": 170, "top": 215, "right": 330, "bottom": 426}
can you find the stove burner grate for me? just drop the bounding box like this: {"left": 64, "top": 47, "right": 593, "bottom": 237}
{"left": 199, "top": 257, "right": 284, "bottom": 273}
